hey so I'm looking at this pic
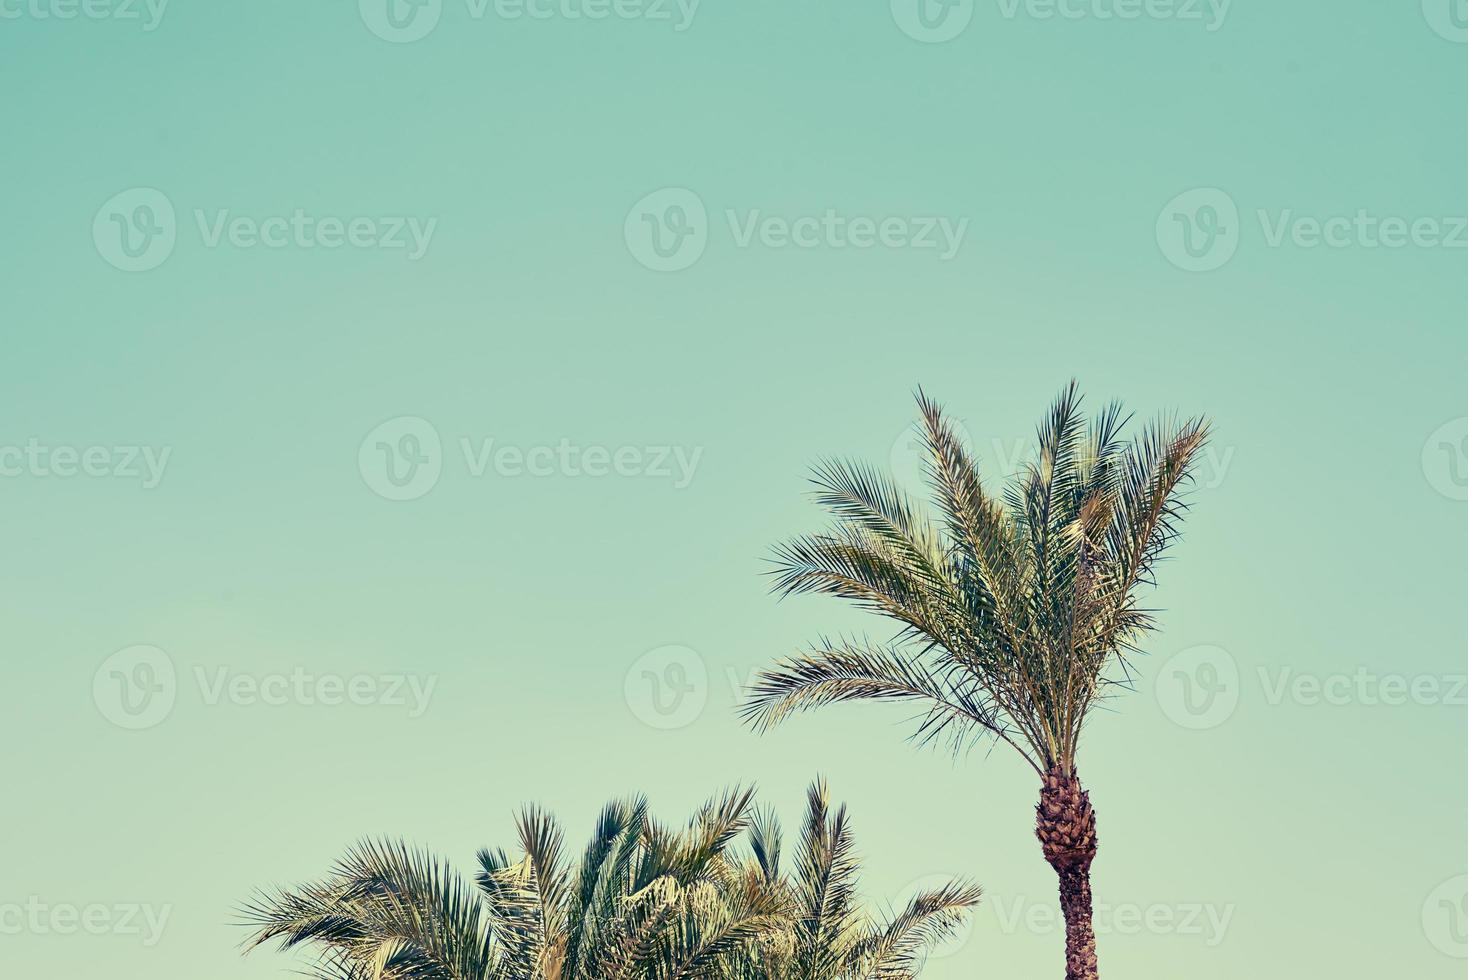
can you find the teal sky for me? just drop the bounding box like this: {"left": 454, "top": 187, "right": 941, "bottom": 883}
{"left": 3, "top": 2, "right": 1466, "bottom": 978}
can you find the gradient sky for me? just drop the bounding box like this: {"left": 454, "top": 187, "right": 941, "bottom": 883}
{"left": 3, "top": 2, "right": 1466, "bottom": 978}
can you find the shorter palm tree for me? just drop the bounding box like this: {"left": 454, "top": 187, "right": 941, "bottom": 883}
{"left": 726, "top": 780, "right": 981, "bottom": 980}
{"left": 242, "top": 781, "right": 980, "bottom": 980}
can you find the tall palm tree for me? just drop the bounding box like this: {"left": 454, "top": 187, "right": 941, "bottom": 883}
{"left": 241, "top": 782, "right": 979, "bottom": 980}
{"left": 741, "top": 383, "right": 1210, "bottom": 980}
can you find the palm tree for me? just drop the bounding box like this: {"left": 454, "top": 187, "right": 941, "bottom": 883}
{"left": 729, "top": 779, "right": 981, "bottom": 980}
{"left": 741, "top": 383, "right": 1210, "bottom": 980}
{"left": 241, "top": 781, "right": 979, "bottom": 980}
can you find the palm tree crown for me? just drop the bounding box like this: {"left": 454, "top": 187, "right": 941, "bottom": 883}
{"left": 741, "top": 383, "right": 1210, "bottom": 777}
{"left": 242, "top": 781, "right": 979, "bottom": 980}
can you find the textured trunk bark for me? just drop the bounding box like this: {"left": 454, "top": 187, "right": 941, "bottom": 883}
{"left": 1035, "top": 768, "right": 1099, "bottom": 980}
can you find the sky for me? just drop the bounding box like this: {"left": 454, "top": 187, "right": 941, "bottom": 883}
{"left": 2, "top": 1, "right": 1466, "bottom": 978}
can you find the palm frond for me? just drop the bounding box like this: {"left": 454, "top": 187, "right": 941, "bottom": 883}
{"left": 739, "top": 637, "right": 1030, "bottom": 767}
{"left": 851, "top": 880, "right": 983, "bottom": 980}
{"left": 243, "top": 838, "right": 500, "bottom": 980}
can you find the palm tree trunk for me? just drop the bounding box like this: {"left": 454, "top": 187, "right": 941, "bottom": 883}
{"left": 1035, "top": 768, "right": 1098, "bottom": 980}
